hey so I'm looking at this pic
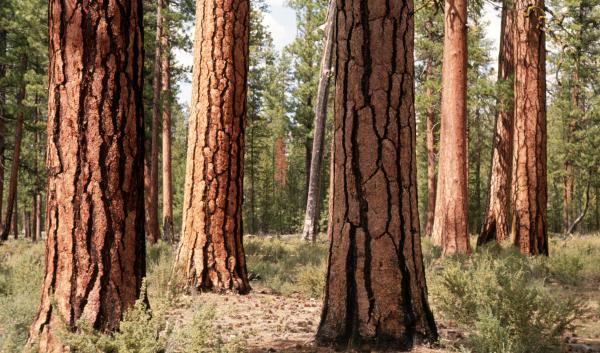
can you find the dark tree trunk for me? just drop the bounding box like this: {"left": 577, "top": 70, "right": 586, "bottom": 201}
{"left": 0, "top": 29, "right": 6, "bottom": 225}
{"left": 511, "top": 0, "right": 548, "bottom": 255}
{"left": 175, "top": 0, "right": 250, "bottom": 294}
{"left": 424, "top": 60, "right": 437, "bottom": 237}
{"left": 431, "top": 0, "right": 471, "bottom": 255}
{"left": 23, "top": 209, "right": 30, "bottom": 240}
{"left": 316, "top": 0, "right": 438, "bottom": 349}
{"left": 28, "top": 1, "right": 146, "bottom": 351}
{"left": 479, "top": 0, "right": 515, "bottom": 245}
{"left": 161, "top": 15, "right": 174, "bottom": 242}
{"left": 11, "top": 201, "right": 17, "bottom": 239}
{"left": 302, "top": 0, "right": 335, "bottom": 242}
{"left": 1, "top": 55, "right": 27, "bottom": 241}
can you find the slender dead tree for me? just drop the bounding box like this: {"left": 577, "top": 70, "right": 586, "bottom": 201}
{"left": 431, "top": 0, "right": 471, "bottom": 255}
{"left": 302, "top": 0, "right": 335, "bottom": 242}
{"left": 316, "top": 0, "right": 438, "bottom": 349}
{"left": 27, "top": 1, "right": 146, "bottom": 351}
{"left": 174, "top": 0, "right": 250, "bottom": 294}
{"left": 511, "top": 0, "right": 548, "bottom": 255}
{"left": 479, "top": 0, "right": 515, "bottom": 245}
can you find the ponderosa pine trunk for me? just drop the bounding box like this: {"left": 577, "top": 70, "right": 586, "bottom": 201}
{"left": 316, "top": 0, "right": 438, "bottom": 349}
{"left": 431, "top": 0, "right": 471, "bottom": 255}
{"left": 479, "top": 0, "right": 515, "bottom": 245}
{"left": 424, "top": 60, "right": 437, "bottom": 237}
{"left": 1, "top": 55, "right": 27, "bottom": 241}
{"left": 511, "top": 0, "right": 548, "bottom": 255}
{"left": 302, "top": 0, "right": 335, "bottom": 242}
{"left": 147, "top": 0, "right": 164, "bottom": 244}
{"left": 161, "top": 18, "right": 174, "bottom": 242}
{"left": 175, "top": 0, "right": 250, "bottom": 294}
{"left": 27, "top": 1, "right": 146, "bottom": 351}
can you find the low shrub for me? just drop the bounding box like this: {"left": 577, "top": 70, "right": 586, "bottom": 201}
{"left": 429, "top": 249, "right": 585, "bottom": 353}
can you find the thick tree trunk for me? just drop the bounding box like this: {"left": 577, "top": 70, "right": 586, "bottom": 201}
{"left": 27, "top": 1, "right": 146, "bottom": 351}
{"left": 302, "top": 0, "right": 335, "bottom": 243}
{"left": 424, "top": 61, "right": 437, "bottom": 237}
{"left": 511, "top": 0, "right": 548, "bottom": 255}
{"left": 479, "top": 0, "right": 515, "bottom": 245}
{"left": 316, "top": 0, "right": 438, "bottom": 349}
{"left": 147, "top": 0, "right": 164, "bottom": 244}
{"left": 175, "top": 0, "right": 250, "bottom": 294}
{"left": 161, "top": 19, "right": 174, "bottom": 242}
{"left": 431, "top": 0, "right": 471, "bottom": 255}
{"left": 1, "top": 56, "right": 27, "bottom": 241}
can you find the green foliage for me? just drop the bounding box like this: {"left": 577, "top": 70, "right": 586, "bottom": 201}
{"left": 429, "top": 248, "right": 585, "bottom": 353}
{"left": 245, "top": 236, "right": 327, "bottom": 298}
{"left": 0, "top": 241, "right": 44, "bottom": 352}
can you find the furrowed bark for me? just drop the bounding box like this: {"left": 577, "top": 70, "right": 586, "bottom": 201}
{"left": 28, "top": 1, "right": 146, "bottom": 351}
{"left": 511, "top": 0, "right": 548, "bottom": 255}
{"left": 302, "top": 0, "right": 335, "bottom": 243}
{"left": 479, "top": 0, "right": 515, "bottom": 245}
{"left": 175, "top": 0, "right": 250, "bottom": 294}
{"left": 161, "top": 14, "right": 174, "bottom": 242}
{"left": 316, "top": 0, "right": 438, "bottom": 349}
{"left": 431, "top": 0, "right": 471, "bottom": 255}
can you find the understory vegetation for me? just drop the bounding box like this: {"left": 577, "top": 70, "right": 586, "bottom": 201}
{"left": 1, "top": 234, "right": 599, "bottom": 353}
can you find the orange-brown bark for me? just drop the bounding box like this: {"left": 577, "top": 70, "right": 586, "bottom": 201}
{"left": 511, "top": 0, "right": 548, "bottom": 255}
{"left": 161, "top": 21, "right": 174, "bottom": 242}
{"left": 28, "top": 1, "right": 146, "bottom": 351}
{"left": 431, "top": 0, "right": 471, "bottom": 255}
{"left": 424, "top": 61, "right": 437, "bottom": 237}
{"left": 175, "top": 0, "right": 250, "bottom": 294}
{"left": 479, "top": 0, "right": 515, "bottom": 245}
{"left": 316, "top": 0, "right": 438, "bottom": 349}
{"left": 0, "top": 29, "right": 6, "bottom": 225}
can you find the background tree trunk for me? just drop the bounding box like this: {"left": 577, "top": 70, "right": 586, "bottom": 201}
{"left": 563, "top": 68, "right": 578, "bottom": 233}
{"left": 147, "top": 0, "right": 164, "bottom": 244}
{"left": 28, "top": 1, "right": 146, "bottom": 351}
{"left": 511, "top": 0, "right": 548, "bottom": 255}
{"left": 0, "top": 29, "right": 6, "bottom": 226}
{"left": 11, "top": 201, "right": 17, "bottom": 238}
{"left": 161, "top": 16, "right": 174, "bottom": 242}
{"left": 175, "top": 0, "right": 250, "bottom": 294}
{"left": 431, "top": 0, "right": 471, "bottom": 255}
{"left": 1, "top": 55, "right": 27, "bottom": 241}
{"left": 479, "top": 0, "right": 515, "bottom": 245}
{"left": 424, "top": 60, "right": 437, "bottom": 237}
{"left": 302, "top": 0, "right": 335, "bottom": 242}
{"left": 316, "top": 0, "right": 438, "bottom": 349}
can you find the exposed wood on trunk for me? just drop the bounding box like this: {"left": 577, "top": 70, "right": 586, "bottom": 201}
{"left": 27, "top": 1, "right": 146, "bottom": 351}
{"left": 567, "top": 170, "right": 591, "bottom": 234}
{"left": 302, "top": 0, "right": 335, "bottom": 242}
{"left": 479, "top": 0, "right": 515, "bottom": 245}
{"left": 175, "top": 0, "right": 250, "bottom": 294}
{"left": 431, "top": 0, "right": 471, "bottom": 255}
{"left": 316, "top": 0, "right": 438, "bottom": 348}
{"left": 147, "top": 0, "right": 164, "bottom": 244}
{"left": 161, "top": 14, "right": 174, "bottom": 242}
{"left": 511, "top": 0, "right": 548, "bottom": 255}
{"left": 1, "top": 55, "right": 27, "bottom": 241}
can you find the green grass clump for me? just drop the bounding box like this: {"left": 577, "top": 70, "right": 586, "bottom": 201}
{"left": 0, "top": 240, "right": 45, "bottom": 352}
{"left": 245, "top": 236, "right": 328, "bottom": 298}
{"left": 429, "top": 248, "right": 585, "bottom": 353}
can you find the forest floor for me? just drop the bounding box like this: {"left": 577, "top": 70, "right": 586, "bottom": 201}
{"left": 1, "top": 234, "right": 600, "bottom": 352}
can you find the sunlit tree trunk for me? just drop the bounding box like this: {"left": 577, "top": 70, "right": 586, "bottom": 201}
{"left": 27, "top": 1, "right": 146, "bottom": 351}
{"left": 479, "top": 0, "right": 515, "bottom": 245}
{"left": 161, "top": 15, "right": 174, "bottom": 242}
{"left": 175, "top": 0, "right": 250, "bottom": 294}
{"left": 317, "top": 0, "right": 438, "bottom": 349}
{"left": 302, "top": 0, "right": 335, "bottom": 242}
{"left": 511, "top": 0, "right": 548, "bottom": 255}
{"left": 431, "top": 0, "right": 471, "bottom": 255}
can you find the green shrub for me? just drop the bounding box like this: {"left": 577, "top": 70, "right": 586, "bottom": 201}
{"left": 295, "top": 263, "right": 325, "bottom": 298}
{"left": 430, "top": 250, "right": 585, "bottom": 353}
